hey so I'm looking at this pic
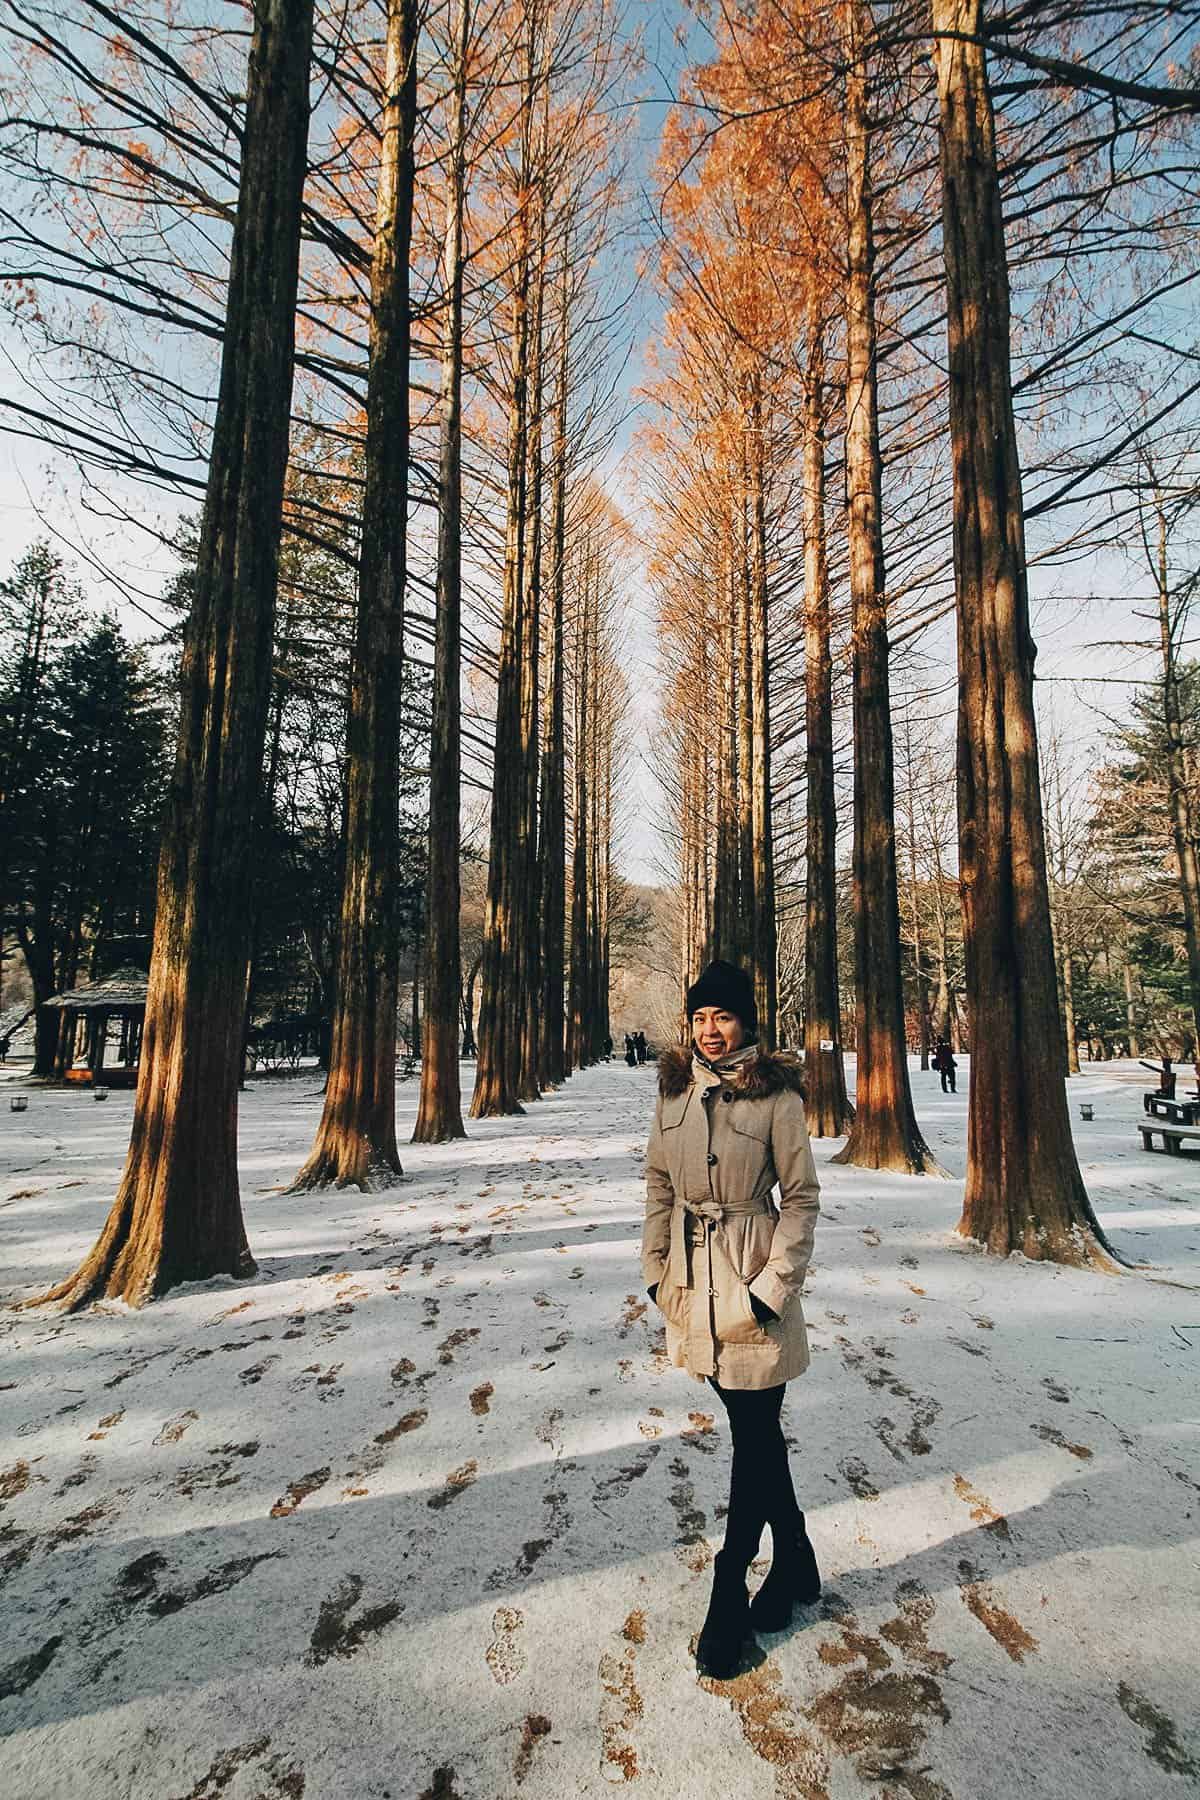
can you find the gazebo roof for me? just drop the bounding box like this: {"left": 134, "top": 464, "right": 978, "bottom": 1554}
{"left": 43, "top": 966, "right": 149, "bottom": 1011}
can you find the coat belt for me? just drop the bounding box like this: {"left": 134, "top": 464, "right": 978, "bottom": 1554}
{"left": 669, "top": 1197, "right": 774, "bottom": 1379}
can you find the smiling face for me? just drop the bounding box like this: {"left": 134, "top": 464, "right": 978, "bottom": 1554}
{"left": 691, "top": 1006, "right": 745, "bottom": 1060}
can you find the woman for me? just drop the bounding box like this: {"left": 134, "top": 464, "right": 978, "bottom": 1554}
{"left": 642, "top": 958, "right": 821, "bottom": 1680}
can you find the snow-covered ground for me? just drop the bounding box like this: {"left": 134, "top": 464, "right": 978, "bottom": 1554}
{"left": 1, "top": 1055, "right": 1198, "bottom": 1800}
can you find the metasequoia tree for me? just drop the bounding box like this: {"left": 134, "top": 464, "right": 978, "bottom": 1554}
{"left": 470, "top": 0, "right": 632, "bottom": 1113}
{"left": 933, "top": 0, "right": 1117, "bottom": 1265}
{"left": 414, "top": 0, "right": 471, "bottom": 1143}
{"left": 34, "top": 0, "right": 314, "bottom": 1307}
{"left": 292, "top": 0, "right": 418, "bottom": 1190}
{"left": 470, "top": 0, "right": 542, "bottom": 1118}
{"left": 801, "top": 293, "right": 854, "bottom": 1133}
{"left": 537, "top": 270, "right": 572, "bottom": 1087}
{"left": 833, "top": 0, "right": 939, "bottom": 1175}
{"left": 1139, "top": 459, "right": 1200, "bottom": 1057}
{"left": 566, "top": 488, "right": 629, "bottom": 1066}
{"left": 646, "top": 71, "right": 819, "bottom": 1039}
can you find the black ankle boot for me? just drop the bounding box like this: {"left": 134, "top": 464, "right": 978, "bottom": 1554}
{"left": 748, "top": 1518, "right": 821, "bottom": 1632}
{"left": 695, "top": 1550, "right": 751, "bottom": 1680}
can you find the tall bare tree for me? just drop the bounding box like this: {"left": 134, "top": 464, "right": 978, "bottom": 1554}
{"left": 801, "top": 298, "right": 854, "bottom": 1133}
{"left": 835, "top": 0, "right": 939, "bottom": 1175}
{"left": 292, "top": 0, "right": 419, "bottom": 1190}
{"left": 415, "top": 0, "right": 470, "bottom": 1143}
{"left": 34, "top": 0, "right": 315, "bottom": 1307}
{"left": 933, "top": 0, "right": 1116, "bottom": 1265}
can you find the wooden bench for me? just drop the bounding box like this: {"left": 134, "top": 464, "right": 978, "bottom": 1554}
{"left": 1143, "top": 1092, "right": 1200, "bottom": 1125}
{"left": 1139, "top": 1122, "right": 1200, "bottom": 1156}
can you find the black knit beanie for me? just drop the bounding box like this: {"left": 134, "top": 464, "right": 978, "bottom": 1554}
{"left": 686, "top": 960, "right": 757, "bottom": 1035}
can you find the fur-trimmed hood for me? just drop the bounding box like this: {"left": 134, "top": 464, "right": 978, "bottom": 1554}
{"left": 656, "top": 1044, "right": 805, "bottom": 1102}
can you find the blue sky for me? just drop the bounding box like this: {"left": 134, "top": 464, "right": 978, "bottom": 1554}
{"left": 0, "top": 0, "right": 1185, "bottom": 890}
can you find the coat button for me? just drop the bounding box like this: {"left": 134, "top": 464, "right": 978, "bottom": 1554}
{"left": 722, "top": 1090, "right": 733, "bottom": 1103}
{"left": 707, "top": 1152, "right": 717, "bottom": 1165}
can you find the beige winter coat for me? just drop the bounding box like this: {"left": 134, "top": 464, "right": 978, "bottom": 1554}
{"left": 642, "top": 1043, "right": 821, "bottom": 1389}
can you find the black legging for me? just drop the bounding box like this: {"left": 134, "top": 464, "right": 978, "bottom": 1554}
{"left": 710, "top": 1379, "right": 801, "bottom": 1567}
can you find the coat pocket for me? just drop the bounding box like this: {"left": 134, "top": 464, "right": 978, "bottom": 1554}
{"left": 654, "top": 1263, "right": 689, "bottom": 1328}
{"left": 710, "top": 1237, "right": 768, "bottom": 1345}
{"left": 731, "top": 1211, "right": 777, "bottom": 1286}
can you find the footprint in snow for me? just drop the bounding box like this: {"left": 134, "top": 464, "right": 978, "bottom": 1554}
{"left": 239, "top": 1356, "right": 280, "bottom": 1387}
{"left": 87, "top": 1409, "right": 125, "bottom": 1441}
{"left": 270, "top": 1466, "right": 330, "bottom": 1518}
{"left": 1032, "top": 1423, "right": 1093, "bottom": 1460}
{"left": 486, "top": 1607, "right": 527, "bottom": 1684}
{"left": 599, "top": 1614, "right": 647, "bottom": 1781}
{"left": 839, "top": 1455, "right": 880, "bottom": 1501}
{"left": 427, "top": 1460, "right": 479, "bottom": 1509}
{"left": 153, "top": 1410, "right": 199, "bottom": 1446}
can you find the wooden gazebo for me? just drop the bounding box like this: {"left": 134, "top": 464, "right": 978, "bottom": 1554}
{"left": 42, "top": 966, "right": 148, "bottom": 1087}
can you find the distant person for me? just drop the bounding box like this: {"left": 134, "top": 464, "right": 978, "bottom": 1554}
{"left": 933, "top": 1039, "right": 957, "bottom": 1094}
{"left": 635, "top": 1031, "right": 647, "bottom": 1065}
{"left": 642, "top": 957, "right": 820, "bottom": 1681}
{"left": 624, "top": 1033, "right": 637, "bottom": 1066}
{"left": 603, "top": 1035, "right": 613, "bottom": 1063}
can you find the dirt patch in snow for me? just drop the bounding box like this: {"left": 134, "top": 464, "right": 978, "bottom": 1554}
{"left": 956, "top": 1560, "right": 1039, "bottom": 1662}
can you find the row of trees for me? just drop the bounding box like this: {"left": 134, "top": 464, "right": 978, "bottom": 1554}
{"left": 0, "top": 0, "right": 641, "bottom": 1306}
{"left": 0, "top": 545, "right": 167, "bottom": 1068}
{"left": 645, "top": 0, "right": 1200, "bottom": 1266}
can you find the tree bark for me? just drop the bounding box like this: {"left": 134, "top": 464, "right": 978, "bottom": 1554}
{"left": 712, "top": 546, "right": 739, "bottom": 960}
{"left": 471, "top": 30, "right": 535, "bottom": 1119}
{"left": 517, "top": 155, "right": 547, "bottom": 1103}
{"left": 568, "top": 553, "right": 592, "bottom": 1070}
{"left": 1155, "top": 496, "right": 1200, "bottom": 1052}
{"left": 748, "top": 411, "right": 777, "bottom": 1045}
{"left": 801, "top": 300, "right": 854, "bottom": 1135}
{"left": 538, "top": 282, "right": 569, "bottom": 1088}
{"left": 835, "top": 3, "right": 938, "bottom": 1175}
{"left": 902, "top": 707, "right": 931, "bottom": 1072}
{"left": 32, "top": 0, "right": 314, "bottom": 1307}
{"left": 292, "top": 0, "right": 416, "bottom": 1190}
{"left": 737, "top": 477, "right": 755, "bottom": 961}
{"left": 414, "top": 0, "right": 469, "bottom": 1144}
{"left": 1123, "top": 960, "right": 1140, "bottom": 1059}
{"left": 933, "top": 0, "right": 1117, "bottom": 1266}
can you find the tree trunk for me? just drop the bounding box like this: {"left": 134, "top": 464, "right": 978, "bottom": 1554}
{"left": 1061, "top": 945, "right": 1079, "bottom": 1074}
{"left": 471, "top": 45, "right": 534, "bottom": 1119}
{"left": 538, "top": 284, "right": 569, "bottom": 1088}
{"left": 517, "top": 168, "right": 546, "bottom": 1103}
{"left": 801, "top": 300, "right": 854, "bottom": 1135}
{"left": 834, "top": 5, "right": 939, "bottom": 1175}
{"left": 1123, "top": 960, "right": 1140, "bottom": 1059}
{"left": 711, "top": 547, "right": 738, "bottom": 960}
{"left": 568, "top": 555, "right": 591, "bottom": 1070}
{"left": 414, "top": 0, "right": 469, "bottom": 1143}
{"left": 749, "top": 414, "right": 777, "bottom": 1044}
{"left": 33, "top": 0, "right": 314, "bottom": 1308}
{"left": 933, "top": 0, "right": 1117, "bottom": 1266}
{"left": 1155, "top": 497, "right": 1200, "bottom": 1051}
{"left": 737, "top": 480, "right": 755, "bottom": 960}
{"left": 291, "top": 0, "right": 416, "bottom": 1190}
{"left": 461, "top": 950, "right": 481, "bottom": 1057}
{"left": 587, "top": 595, "right": 604, "bottom": 1059}
{"left": 902, "top": 707, "right": 931, "bottom": 1072}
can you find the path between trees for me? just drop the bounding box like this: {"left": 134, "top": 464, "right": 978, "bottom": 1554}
{"left": 1, "top": 1058, "right": 1197, "bottom": 1798}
